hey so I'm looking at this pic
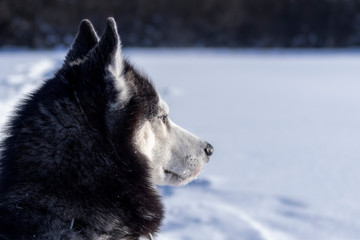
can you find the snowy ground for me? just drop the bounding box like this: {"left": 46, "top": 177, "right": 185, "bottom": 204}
{"left": 1, "top": 48, "right": 360, "bottom": 240}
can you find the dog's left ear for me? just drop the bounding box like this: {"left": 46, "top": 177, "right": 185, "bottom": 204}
{"left": 97, "top": 17, "right": 123, "bottom": 78}
{"left": 96, "top": 17, "right": 131, "bottom": 103}
{"left": 64, "top": 19, "right": 99, "bottom": 65}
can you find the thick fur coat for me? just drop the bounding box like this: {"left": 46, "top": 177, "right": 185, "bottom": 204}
{"left": 0, "top": 19, "right": 163, "bottom": 240}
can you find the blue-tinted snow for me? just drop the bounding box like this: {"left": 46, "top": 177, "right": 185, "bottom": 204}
{"left": 1, "top": 49, "right": 360, "bottom": 240}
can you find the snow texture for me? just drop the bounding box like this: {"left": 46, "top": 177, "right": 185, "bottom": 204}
{"left": 1, "top": 48, "right": 360, "bottom": 240}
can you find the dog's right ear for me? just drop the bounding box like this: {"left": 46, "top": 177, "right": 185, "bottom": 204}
{"left": 64, "top": 19, "right": 99, "bottom": 65}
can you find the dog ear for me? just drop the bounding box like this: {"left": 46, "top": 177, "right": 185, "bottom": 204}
{"left": 97, "top": 17, "right": 123, "bottom": 78}
{"left": 64, "top": 19, "right": 99, "bottom": 65}
{"left": 96, "top": 17, "right": 131, "bottom": 103}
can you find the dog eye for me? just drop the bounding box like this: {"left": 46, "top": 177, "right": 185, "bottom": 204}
{"left": 159, "top": 115, "right": 168, "bottom": 124}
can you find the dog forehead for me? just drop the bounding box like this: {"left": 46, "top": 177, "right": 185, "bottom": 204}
{"left": 124, "top": 61, "right": 159, "bottom": 99}
{"left": 159, "top": 99, "right": 169, "bottom": 113}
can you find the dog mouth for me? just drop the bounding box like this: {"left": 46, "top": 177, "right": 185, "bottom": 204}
{"left": 163, "top": 167, "right": 202, "bottom": 186}
{"left": 164, "top": 169, "right": 184, "bottom": 181}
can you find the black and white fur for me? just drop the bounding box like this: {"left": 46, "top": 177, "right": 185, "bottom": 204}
{"left": 0, "top": 18, "right": 213, "bottom": 240}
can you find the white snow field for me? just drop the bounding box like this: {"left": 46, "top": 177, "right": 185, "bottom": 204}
{"left": 1, "top": 49, "right": 360, "bottom": 240}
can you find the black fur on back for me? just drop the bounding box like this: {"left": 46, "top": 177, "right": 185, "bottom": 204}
{"left": 0, "top": 18, "right": 163, "bottom": 240}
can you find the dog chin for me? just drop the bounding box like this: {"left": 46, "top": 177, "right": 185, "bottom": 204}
{"left": 163, "top": 168, "right": 201, "bottom": 186}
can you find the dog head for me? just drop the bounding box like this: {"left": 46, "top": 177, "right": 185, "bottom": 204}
{"left": 65, "top": 18, "right": 213, "bottom": 186}
{"left": 133, "top": 98, "right": 214, "bottom": 186}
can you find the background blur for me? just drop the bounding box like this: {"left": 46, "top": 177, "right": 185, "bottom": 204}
{"left": 1, "top": 1, "right": 360, "bottom": 239}
{"left": 1, "top": 0, "right": 360, "bottom": 48}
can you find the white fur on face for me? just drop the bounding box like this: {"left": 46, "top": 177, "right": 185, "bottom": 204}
{"left": 134, "top": 121, "right": 156, "bottom": 160}
{"left": 134, "top": 99, "right": 210, "bottom": 186}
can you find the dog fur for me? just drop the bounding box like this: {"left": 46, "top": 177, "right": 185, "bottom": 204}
{"left": 0, "top": 18, "right": 213, "bottom": 240}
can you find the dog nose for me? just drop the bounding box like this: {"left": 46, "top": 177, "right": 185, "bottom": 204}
{"left": 204, "top": 143, "right": 214, "bottom": 157}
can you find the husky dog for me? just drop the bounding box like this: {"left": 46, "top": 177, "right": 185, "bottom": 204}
{"left": 0, "top": 18, "right": 213, "bottom": 240}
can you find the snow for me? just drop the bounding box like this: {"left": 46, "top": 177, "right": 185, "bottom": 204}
{"left": 1, "top": 48, "right": 360, "bottom": 239}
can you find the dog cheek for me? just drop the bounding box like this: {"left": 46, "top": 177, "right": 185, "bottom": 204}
{"left": 144, "top": 128, "right": 156, "bottom": 160}
{"left": 134, "top": 122, "right": 156, "bottom": 161}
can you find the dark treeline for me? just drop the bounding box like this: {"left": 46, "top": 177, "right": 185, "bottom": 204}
{"left": 1, "top": 0, "right": 360, "bottom": 48}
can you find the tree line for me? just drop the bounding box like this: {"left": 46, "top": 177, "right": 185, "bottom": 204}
{"left": 1, "top": 0, "right": 360, "bottom": 48}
